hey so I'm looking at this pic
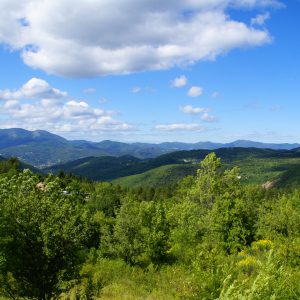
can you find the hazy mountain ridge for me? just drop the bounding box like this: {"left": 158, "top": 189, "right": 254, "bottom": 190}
{"left": 1, "top": 128, "right": 300, "bottom": 167}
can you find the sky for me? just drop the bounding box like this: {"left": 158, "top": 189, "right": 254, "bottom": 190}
{"left": 0, "top": 0, "right": 299, "bottom": 143}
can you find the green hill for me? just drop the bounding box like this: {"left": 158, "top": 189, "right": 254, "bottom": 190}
{"left": 43, "top": 147, "right": 300, "bottom": 187}
{"left": 0, "top": 156, "right": 42, "bottom": 175}
{"left": 44, "top": 148, "right": 263, "bottom": 181}
{"left": 112, "top": 164, "right": 198, "bottom": 187}
{"left": 274, "top": 163, "right": 300, "bottom": 189}
{"left": 112, "top": 148, "right": 300, "bottom": 188}
{"left": 45, "top": 155, "right": 147, "bottom": 181}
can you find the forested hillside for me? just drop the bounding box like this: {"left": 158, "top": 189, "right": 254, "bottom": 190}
{"left": 45, "top": 147, "right": 300, "bottom": 188}
{"left": 0, "top": 153, "right": 299, "bottom": 299}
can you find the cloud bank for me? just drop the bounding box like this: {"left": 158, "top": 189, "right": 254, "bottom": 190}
{"left": 0, "top": 78, "right": 132, "bottom": 134}
{"left": 0, "top": 0, "right": 280, "bottom": 77}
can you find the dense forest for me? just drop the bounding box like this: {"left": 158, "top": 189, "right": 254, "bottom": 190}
{"left": 0, "top": 153, "right": 299, "bottom": 299}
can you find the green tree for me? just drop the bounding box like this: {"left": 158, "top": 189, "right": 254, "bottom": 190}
{"left": 110, "top": 197, "right": 170, "bottom": 266}
{"left": 168, "top": 153, "right": 261, "bottom": 260}
{"left": 88, "top": 182, "right": 123, "bottom": 217}
{"left": 203, "top": 184, "right": 260, "bottom": 253}
{"left": 0, "top": 157, "right": 20, "bottom": 178}
{"left": 0, "top": 170, "right": 93, "bottom": 299}
{"left": 257, "top": 191, "right": 300, "bottom": 241}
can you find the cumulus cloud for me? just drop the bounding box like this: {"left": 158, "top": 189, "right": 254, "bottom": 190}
{"left": 0, "top": 78, "right": 67, "bottom": 100}
{"left": 0, "top": 0, "right": 279, "bottom": 77}
{"left": 180, "top": 105, "right": 217, "bottom": 122}
{"left": 201, "top": 112, "right": 218, "bottom": 122}
{"left": 251, "top": 12, "right": 271, "bottom": 26}
{"left": 155, "top": 123, "right": 206, "bottom": 132}
{"left": 171, "top": 75, "right": 188, "bottom": 88}
{"left": 187, "top": 86, "right": 203, "bottom": 97}
{"left": 181, "top": 105, "right": 210, "bottom": 114}
{"left": 0, "top": 78, "right": 133, "bottom": 134}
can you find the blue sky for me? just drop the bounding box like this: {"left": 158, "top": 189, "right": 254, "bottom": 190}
{"left": 0, "top": 0, "right": 299, "bottom": 143}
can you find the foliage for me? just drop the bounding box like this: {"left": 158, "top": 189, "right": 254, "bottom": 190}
{"left": 105, "top": 197, "right": 171, "bottom": 266}
{"left": 0, "top": 170, "right": 94, "bottom": 299}
{"left": 87, "top": 182, "right": 124, "bottom": 217}
{"left": 0, "top": 157, "right": 20, "bottom": 178}
{"left": 218, "top": 240, "right": 300, "bottom": 299}
{"left": 1, "top": 153, "right": 300, "bottom": 299}
{"left": 112, "top": 164, "right": 198, "bottom": 188}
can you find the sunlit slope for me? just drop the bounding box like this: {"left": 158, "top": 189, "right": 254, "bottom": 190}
{"left": 112, "top": 164, "right": 198, "bottom": 187}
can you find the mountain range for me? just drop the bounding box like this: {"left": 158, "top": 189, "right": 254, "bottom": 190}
{"left": 1, "top": 128, "right": 300, "bottom": 167}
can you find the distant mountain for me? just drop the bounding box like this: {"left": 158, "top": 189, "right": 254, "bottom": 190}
{"left": 1, "top": 128, "right": 300, "bottom": 167}
{"left": 93, "top": 140, "right": 170, "bottom": 158}
{"left": 0, "top": 128, "right": 67, "bottom": 148}
{"left": 157, "top": 141, "right": 224, "bottom": 151}
{"left": 223, "top": 140, "right": 300, "bottom": 150}
{"left": 0, "top": 129, "right": 173, "bottom": 166}
{"left": 0, "top": 129, "right": 109, "bottom": 166}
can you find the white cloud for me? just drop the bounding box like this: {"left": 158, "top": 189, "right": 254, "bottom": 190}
{"left": 0, "top": 0, "right": 278, "bottom": 77}
{"left": 201, "top": 112, "right": 218, "bottom": 122}
{"left": 131, "top": 86, "right": 142, "bottom": 93}
{"left": 3, "top": 100, "right": 19, "bottom": 109}
{"left": 231, "top": 0, "right": 282, "bottom": 8}
{"left": 0, "top": 78, "right": 67, "bottom": 100}
{"left": 171, "top": 75, "right": 187, "bottom": 88}
{"left": 181, "top": 105, "right": 217, "bottom": 122}
{"left": 187, "top": 86, "right": 203, "bottom": 97}
{"left": 251, "top": 12, "right": 271, "bottom": 26}
{"left": 0, "top": 78, "right": 133, "bottom": 134}
{"left": 181, "top": 105, "right": 210, "bottom": 114}
{"left": 155, "top": 123, "right": 206, "bottom": 131}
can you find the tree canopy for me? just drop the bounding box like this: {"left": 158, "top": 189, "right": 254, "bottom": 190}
{"left": 0, "top": 153, "right": 299, "bottom": 299}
